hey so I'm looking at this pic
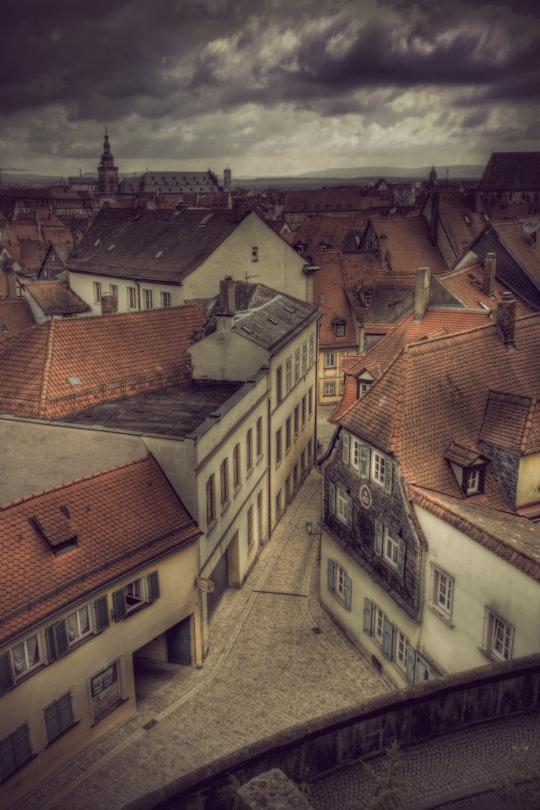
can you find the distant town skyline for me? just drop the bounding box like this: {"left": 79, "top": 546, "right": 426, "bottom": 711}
{"left": 1, "top": 0, "right": 539, "bottom": 179}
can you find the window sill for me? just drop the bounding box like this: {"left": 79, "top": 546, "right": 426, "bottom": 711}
{"left": 220, "top": 501, "right": 231, "bottom": 517}
{"left": 427, "top": 602, "right": 454, "bottom": 627}
{"left": 478, "top": 646, "right": 508, "bottom": 664}
{"left": 91, "top": 697, "right": 129, "bottom": 727}
{"left": 45, "top": 720, "right": 80, "bottom": 749}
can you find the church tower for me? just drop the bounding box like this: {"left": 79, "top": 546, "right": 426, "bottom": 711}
{"left": 97, "top": 131, "right": 119, "bottom": 195}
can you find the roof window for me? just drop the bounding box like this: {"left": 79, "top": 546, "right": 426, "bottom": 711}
{"left": 67, "top": 376, "right": 82, "bottom": 386}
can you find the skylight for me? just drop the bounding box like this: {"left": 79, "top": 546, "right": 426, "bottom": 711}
{"left": 67, "top": 376, "right": 82, "bottom": 386}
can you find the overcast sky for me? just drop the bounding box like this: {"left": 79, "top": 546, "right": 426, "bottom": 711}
{"left": 1, "top": 0, "right": 539, "bottom": 180}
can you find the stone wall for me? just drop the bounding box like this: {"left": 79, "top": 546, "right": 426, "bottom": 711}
{"left": 123, "top": 653, "right": 540, "bottom": 810}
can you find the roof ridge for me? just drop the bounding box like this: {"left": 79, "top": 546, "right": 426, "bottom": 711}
{"left": 521, "top": 396, "right": 539, "bottom": 454}
{"left": 0, "top": 455, "right": 151, "bottom": 512}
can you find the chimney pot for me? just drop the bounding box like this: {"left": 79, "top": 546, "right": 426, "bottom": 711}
{"left": 482, "top": 252, "right": 496, "bottom": 296}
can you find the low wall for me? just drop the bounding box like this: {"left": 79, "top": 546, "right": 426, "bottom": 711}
{"left": 124, "top": 653, "right": 540, "bottom": 810}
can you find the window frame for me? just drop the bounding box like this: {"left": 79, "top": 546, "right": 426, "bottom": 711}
{"left": 44, "top": 692, "right": 75, "bottom": 745}
{"left": 326, "top": 559, "right": 352, "bottom": 610}
{"left": 160, "top": 290, "right": 171, "bottom": 308}
{"left": 324, "top": 381, "right": 336, "bottom": 397}
{"left": 256, "top": 416, "right": 263, "bottom": 458}
{"left": 246, "top": 428, "right": 253, "bottom": 471}
{"left": 127, "top": 286, "right": 137, "bottom": 309}
{"left": 0, "top": 724, "right": 33, "bottom": 783}
{"left": 275, "top": 427, "right": 283, "bottom": 466}
{"left": 324, "top": 351, "right": 336, "bottom": 368}
{"left": 93, "top": 281, "right": 102, "bottom": 303}
{"left": 112, "top": 572, "right": 159, "bottom": 621}
{"left": 431, "top": 565, "right": 454, "bottom": 620}
{"left": 206, "top": 474, "right": 216, "bottom": 524}
{"left": 233, "top": 442, "right": 241, "bottom": 488}
{"left": 220, "top": 458, "right": 229, "bottom": 506}
{"left": 143, "top": 288, "right": 153, "bottom": 310}
{"left": 483, "top": 609, "right": 514, "bottom": 661}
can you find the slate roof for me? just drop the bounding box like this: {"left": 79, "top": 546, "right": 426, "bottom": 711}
{"left": 67, "top": 207, "right": 245, "bottom": 283}
{"left": 0, "top": 299, "right": 36, "bottom": 340}
{"left": 0, "top": 304, "right": 206, "bottom": 419}
{"left": 118, "top": 170, "right": 221, "bottom": 195}
{"left": 479, "top": 391, "right": 540, "bottom": 454}
{"left": 409, "top": 487, "right": 540, "bottom": 582}
{"left": 338, "top": 313, "right": 540, "bottom": 509}
{"left": 284, "top": 215, "right": 367, "bottom": 257}
{"left": 229, "top": 287, "right": 320, "bottom": 353}
{"left": 0, "top": 456, "right": 201, "bottom": 643}
{"left": 464, "top": 220, "right": 540, "bottom": 309}
{"left": 478, "top": 152, "right": 540, "bottom": 191}
{"left": 24, "top": 281, "right": 91, "bottom": 316}
{"left": 282, "top": 187, "right": 394, "bottom": 214}
{"left": 434, "top": 193, "right": 487, "bottom": 260}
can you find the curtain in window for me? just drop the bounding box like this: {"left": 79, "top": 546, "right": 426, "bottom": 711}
{"left": 12, "top": 643, "right": 26, "bottom": 674}
{"left": 67, "top": 613, "right": 78, "bottom": 641}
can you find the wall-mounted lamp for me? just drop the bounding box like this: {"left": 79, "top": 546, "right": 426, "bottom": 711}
{"left": 305, "top": 521, "right": 322, "bottom": 538}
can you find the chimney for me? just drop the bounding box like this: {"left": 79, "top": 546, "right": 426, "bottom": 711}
{"left": 378, "top": 234, "right": 388, "bottom": 265}
{"left": 219, "top": 276, "right": 236, "bottom": 314}
{"left": 414, "top": 267, "right": 431, "bottom": 322}
{"left": 101, "top": 292, "right": 118, "bottom": 315}
{"left": 482, "top": 252, "right": 496, "bottom": 296}
{"left": 497, "top": 292, "right": 516, "bottom": 346}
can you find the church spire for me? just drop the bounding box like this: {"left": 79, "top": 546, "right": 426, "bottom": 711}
{"left": 97, "top": 130, "right": 119, "bottom": 196}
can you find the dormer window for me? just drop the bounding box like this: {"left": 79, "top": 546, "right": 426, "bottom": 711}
{"left": 334, "top": 320, "right": 345, "bottom": 337}
{"left": 445, "top": 441, "right": 490, "bottom": 497}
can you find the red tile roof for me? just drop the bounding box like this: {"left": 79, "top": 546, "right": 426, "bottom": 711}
{"left": 439, "top": 262, "right": 535, "bottom": 316}
{"left": 0, "top": 456, "right": 201, "bottom": 642}
{"left": 0, "top": 299, "right": 36, "bottom": 340}
{"left": 338, "top": 313, "right": 540, "bottom": 507}
{"left": 288, "top": 215, "right": 367, "bottom": 256}
{"left": 0, "top": 304, "right": 206, "bottom": 418}
{"left": 369, "top": 217, "right": 449, "bottom": 275}
{"left": 313, "top": 251, "right": 358, "bottom": 350}
{"left": 24, "top": 280, "right": 91, "bottom": 316}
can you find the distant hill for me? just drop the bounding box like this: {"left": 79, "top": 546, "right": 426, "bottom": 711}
{"left": 298, "top": 164, "right": 485, "bottom": 180}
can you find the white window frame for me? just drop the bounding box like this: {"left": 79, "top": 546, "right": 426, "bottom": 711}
{"left": 324, "top": 381, "right": 336, "bottom": 397}
{"left": 395, "top": 629, "right": 410, "bottom": 672}
{"left": 127, "top": 286, "right": 137, "bottom": 309}
{"left": 143, "top": 288, "right": 153, "bottom": 310}
{"left": 93, "top": 281, "right": 102, "bottom": 303}
{"left": 285, "top": 356, "right": 292, "bottom": 392}
{"left": 324, "top": 351, "right": 336, "bottom": 368}
{"left": 336, "top": 487, "right": 352, "bottom": 526}
{"left": 11, "top": 634, "right": 41, "bottom": 680}
{"left": 160, "top": 291, "right": 171, "bottom": 308}
{"left": 89, "top": 659, "right": 122, "bottom": 723}
{"left": 465, "top": 467, "right": 480, "bottom": 494}
{"left": 309, "top": 334, "right": 315, "bottom": 365}
{"left": 109, "top": 283, "right": 118, "bottom": 297}
{"left": 374, "top": 605, "right": 385, "bottom": 645}
{"left": 384, "top": 530, "right": 401, "bottom": 570}
{"left": 372, "top": 451, "right": 387, "bottom": 486}
{"left": 431, "top": 566, "right": 454, "bottom": 619}
{"left": 484, "top": 609, "right": 514, "bottom": 661}
{"left": 66, "top": 605, "right": 92, "bottom": 646}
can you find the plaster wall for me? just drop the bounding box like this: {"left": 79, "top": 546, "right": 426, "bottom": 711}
{"left": 415, "top": 505, "right": 540, "bottom": 673}
{"left": 189, "top": 329, "right": 268, "bottom": 382}
{"left": 67, "top": 270, "right": 184, "bottom": 315}
{"left": 516, "top": 452, "right": 540, "bottom": 508}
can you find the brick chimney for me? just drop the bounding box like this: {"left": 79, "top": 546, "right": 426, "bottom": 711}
{"left": 497, "top": 292, "right": 516, "bottom": 346}
{"left": 482, "top": 252, "right": 496, "bottom": 296}
{"left": 414, "top": 267, "right": 431, "bottom": 322}
{"left": 378, "top": 234, "right": 388, "bottom": 265}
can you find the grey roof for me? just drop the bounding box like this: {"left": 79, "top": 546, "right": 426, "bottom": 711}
{"left": 61, "top": 381, "right": 245, "bottom": 438}
{"left": 67, "top": 207, "right": 245, "bottom": 283}
{"left": 223, "top": 283, "right": 320, "bottom": 352}
{"left": 478, "top": 152, "right": 540, "bottom": 191}
{"left": 0, "top": 417, "right": 147, "bottom": 506}
{"left": 469, "top": 228, "right": 540, "bottom": 309}
{"left": 118, "top": 170, "right": 221, "bottom": 195}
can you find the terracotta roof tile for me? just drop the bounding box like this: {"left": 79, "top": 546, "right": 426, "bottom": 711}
{"left": 0, "top": 299, "right": 36, "bottom": 339}
{"left": 440, "top": 262, "right": 535, "bottom": 315}
{"left": 479, "top": 391, "right": 540, "bottom": 454}
{"left": 313, "top": 251, "right": 357, "bottom": 350}
{"left": 339, "top": 314, "right": 540, "bottom": 504}
{"left": 24, "top": 281, "right": 91, "bottom": 315}
{"left": 369, "top": 217, "right": 449, "bottom": 275}
{"left": 0, "top": 304, "right": 206, "bottom": 418}
{"left": 0, "top": 456, "right": 201, "bottom": 642}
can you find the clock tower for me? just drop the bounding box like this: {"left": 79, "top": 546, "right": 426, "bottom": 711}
{"left": 97, "top": 131, "right": 119, "bottom": 195}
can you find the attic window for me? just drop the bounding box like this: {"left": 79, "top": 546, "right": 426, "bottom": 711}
{"left": 67, "top": 376, "right": 82, "bottom": 386}
{"left": 268, "top": 317, "right": 278, "bottom": 325}
{"left": 241, "top": 325, "right": 253, "bottom": 334}
{"left": 284, "top": 306, "right": 295, "bottom": 313}
{"left": 463, "top": 214, "right": 472, "bottom": 226}
{"left": 30, "top": 511, "right": 78, "bottom": 556}
{"left": 0, "top": 322, "right": 8, "bottom": 330}
{"left": 107, "top": 244, "right": 115, "bottom": 251}
{"left": 155, "top": 251, "right": 163, "bottom": 258}
{"left": 445, "top": 441, "right": 489, "bottom": 497}
{"left": 335, "top": 320, "right": 346, "bottom": 337}
{"left": 93, "top": 239, "right": 101, "bottom": 247}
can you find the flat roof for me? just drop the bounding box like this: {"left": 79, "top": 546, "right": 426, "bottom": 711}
{"left": 62, "top": 381, "right": 245, "bottom": 438}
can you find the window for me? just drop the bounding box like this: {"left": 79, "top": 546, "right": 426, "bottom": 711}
{"left": 324, "top": 352, "right": 336, "bottom": 368}
{"left": 295, "top": 348, "right": 300, "bottom": 382}
{"left": 246, "top": 429, "right": 253, "bottom": 471}
{"left": 257, "top": 491, "right": 263, "bottom": 543}
{"left": 335, "top": 321, "right": 345, "bottom": 337}
{"left": 375, "top": 520, "right": 404, "bottom": 576}
{"left": 93, "top": 281, "right": 102, "bottom": 303}
{"left": 233, "top": 443, "right": 241, "bottom": 488}
{"left": 109, "top": 283, "right": 118, "bottom": 297}
{"left": 10, "top": 635, "right": 41, "bottom": 681}
{"left": 463, "top": 466, "right": 485, "bottom": 495}
{"left": 330, "top": 483, "right": 351, "bottom": 526}
{"left": 294, "top": 405, "right": 300, "bottom": 437}
{"left": 251, "top": 246, "right": 259, "bottom": 262}
{"left": 308, "top": 387, "right": 313, "bottom": 417}
{"left": 395, "top": 629, "right": 410, "bottom": 672}
{"left": 66, "top": 606, "right": 91, "bottom": 645}
{"left": 160, "top": 291, "right": 171, "bottom": 308}
{"left": 0, "top": 725, "right": 32, "bottom": 783}
{"left": 431, "top": 566, "right": 454, "bottom": 618}
{"left": 127, "top": 286, "right": 137, "bottom": 309}
{"left": 286, "top": 416, "right": 292, "bottom": 452}
{"left": 286, "top": 357, "right": 292, "bottom": 391}
{"left": 484, "top": 610, "right": 514, "bottom": 661}
{"left": 276, "top": 428, "right": 282, "bottom": 465}
{"left": 90, "top": 660, "right": 122, "bottom": 722}
{"left": 276, "top": 366, "right": 283, "bottom": 403}
{"left": 256, "top": 416, "right": 263, "bottom": 458}
{"left": 309, "top": 334, "right": 315, "bottom": 365}
{"left": 44, "top": 693, "right": 75, "bottom": 744}
{"left": 301, "top": 395, "right": 306, "bottom": 428}
{"left": 206, "top": 474, "right": 216, "bottom": 524}
{"left": 113, "top": 572, "right": 159, "bottom": 620}
{"left": 326, "top": 559, "right": 352, "bottom": 610}
{"left": 302, "top": 341, "right": 307, "bottom": 373}
{"left": 372, "top": 451, "right": 393, "bottom": 492}
{"left": 358, "top": 380, "right": 371, "bottom": 397}
{"left": 143, "top": 289, "right": 153, "bottom": 309}
{"left": 220, "top": 459, "right": 229, "bottom": 506}
{"left": 324, "top": 381, "right": 336, "bottom": 397}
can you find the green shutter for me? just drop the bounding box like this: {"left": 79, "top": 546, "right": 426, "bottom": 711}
{"left": 327, "top": 559, "right": 335, "bottom": 593}
{"left": 397, "top": 540, "right": 405, "bottom": 578}
{"left": 342, "top": 432, "right": 350, "bottom": 464}
{"left": 94, "top": 596, "right": 110, "bottom": 633}
{"left": 382, "top": 617, "right": 394, "bottom": 659}
{"left": 147, "top": 571, "right": 160, "bottom": 602}
{"left": 328, "top": 481, "right": 336, "bottom": 514}
{"left": 12, "top": 725, "right": 32, "bottom": 770}
{"left": 384, "top": 459, "right": 393, "bottom": 493}
{"left": 359, "top": 445, "right": 370, "bottom": 477}
{"left": 46, "top": 620, "right": 68, "bottom": 661}
{"left": 406, "top": 645, "right": 416, "bottom": 683}
{"left": 363, "top": 598, "right": 373, "bottom": 635}
{"left": 44, "top": 702, "right": 60, "bottom": 743}
{"left": 374, "top": 521, "right": 383, "bottom": 556}
{"left": 344, "top": 575, "right": 352, "bottom": 611}
{"left": 112, "top": 588, "right": 127, "bottom": 621}
{"left": 0, "top": 652, "right": 14, "bottom": 695}
{"left": 57, "top": 693, "right": 74, "bottom": 733}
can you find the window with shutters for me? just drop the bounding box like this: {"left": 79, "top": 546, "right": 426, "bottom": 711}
{"left": 295, "top": 348, "right": 300, "bottom": 382}
{"left": 220, "top": 458, "right": 229, "bottom": 506}
{"left": 112, "top": 572, "right": 159, "bottom": 621}
{"left": 246, "top": 428, "right": 253, "bottom": 471}
{"left": 326, "top": 559, "right": 352, "bottom": 610}
{"left": 0, "top": 725, "right": 33, "bottom": 783}
{"left": 374, "top": 520, "right": 405, "bottom": 576}
{"left": 336, "top": 487, "right": 352, "bottom": 526}
{"left": 10, "top": 635, "right": 41, "bottom": 682}
{"left": 44, "top": 692, "right": 75, "bottom": 744}
{"left": 256, "top": 416, "right": 263, "bottom": 458}
{"left": 206, "top": 474, "right": 216, "bottom": 524}
{"left": 286, "top": 356, "right": 292, "bottom": 392}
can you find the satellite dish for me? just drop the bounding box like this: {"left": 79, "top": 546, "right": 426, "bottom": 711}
{"left": 523, "top": 217, "right": 540, "bottom": 234}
